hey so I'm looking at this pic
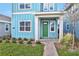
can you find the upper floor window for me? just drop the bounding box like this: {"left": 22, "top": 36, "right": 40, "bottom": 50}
{"left": 43, "top": 3, "right": 49, "bottom": 11}
{"left": 43, "top": 3, "right": 54, "bottom": 11}
{"left": 49, "top": 3, "right": 54, "bottom": 11}
{"left": 19, "top": 3, "right": 31, "bottom": 10}
{"left": 20, "top": 21, "right": 31, "bottom": 32}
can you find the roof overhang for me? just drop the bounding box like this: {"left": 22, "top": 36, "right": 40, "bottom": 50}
{"left": 34, "top": 11, "right": 65, "bottom": 15}
{"left": 34, "top": 11, "right": 66, "bottom": 18}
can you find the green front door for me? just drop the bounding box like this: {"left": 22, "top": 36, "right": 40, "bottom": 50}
{"left": 43, "top": 21, "right": 48, "bottom": 38}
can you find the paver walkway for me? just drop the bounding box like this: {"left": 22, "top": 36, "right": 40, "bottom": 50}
{"left": 42, "top": 40, "right": 58, "bottom": 56}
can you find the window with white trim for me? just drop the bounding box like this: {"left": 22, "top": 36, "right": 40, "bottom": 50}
{"left": 43, "top": 3, "right": 49, "bottom": 11}
{"left": 5, "top": 24, "right": 9, "bottom": 32}
{"left": 43, "top": 3, "right": 54, "bottom": 11}
{"left": 20, "top": 21, "right": 31, "bottom": 32}
{"left": 50, "top": 20, "right": 55, "bottom": 31}
{"left": 49, "top": 3, "right": 54, "bottom": 11}
{"left": 19, "top": 3, "right": 31, "bottom": 9}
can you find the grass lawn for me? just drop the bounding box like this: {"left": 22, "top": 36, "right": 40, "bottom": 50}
{"left": 0, "top": 43, "right": 44, "bottom": 56}
{"left": 57, "top": 48, "right": 79, "bottom": 56}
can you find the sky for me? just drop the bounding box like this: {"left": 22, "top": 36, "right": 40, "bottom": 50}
{"left": 0, "top": 3, "right": 64, "bottom": 17}
{"left": 0, "top": 3, "right": 12, "bottom": 17}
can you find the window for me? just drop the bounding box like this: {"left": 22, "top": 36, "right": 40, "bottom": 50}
{"left": 19, "top": 3, "right": 31, "bottom": 9}
{"left": 49, "top": 3, "right": 54, "bottom": 11}
{"left": 66, "top": 24, "right": 70, "bottom": 30}
{"left": 43, "top": 3, "right": 54, "bottom": 11}
{"left": 20, "top": 4, "right": 25, "bottom": 9}
{"left": 43, "top": 3, "right": 49, "bottom": 11}
{"left": 5, "top": 24, "right": 9, "bottom": 32}
{"left": 20, "top": 21, "right": 31, "bottom": 32}
{"left": 50, "top": 20, "right": 55, "bottom": 32}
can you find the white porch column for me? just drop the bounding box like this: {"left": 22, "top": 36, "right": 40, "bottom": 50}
{"left": 35, "top": 16, "right": 39, "bottom": 41}
{"left": 59, "top": 16, "right": 63, "bottom": 42}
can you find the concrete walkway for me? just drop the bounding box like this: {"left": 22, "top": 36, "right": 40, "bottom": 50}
{"left": 42, "top": 40, "right": 58, "bottom": 56}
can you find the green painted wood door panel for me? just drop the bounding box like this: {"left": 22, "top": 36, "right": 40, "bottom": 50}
{"left": 43, "top": 21, "right": 48, "bottom": 37}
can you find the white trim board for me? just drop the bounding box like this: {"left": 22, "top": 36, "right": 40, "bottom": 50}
{"left": 0, "top": 20, "right": 11, "bottom": 23}
{"left": 12, "top": 11, "right": 65, "bottom": 15}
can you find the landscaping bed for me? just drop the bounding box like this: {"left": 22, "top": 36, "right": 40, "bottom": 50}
{"left": 55, "top": 42, "right": 79, "bottom": 56}
{"left": 55, "top": 33, "right": 79, "bottom": 56}
{"left": 0, "top": 36, "right": 44, "bottom": 56}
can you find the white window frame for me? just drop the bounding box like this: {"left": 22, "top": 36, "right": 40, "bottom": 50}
{"left": 43, "top": 3, "right": 49, "bottom": 11}
{"left": 49, "top": 3, "right": 54, "bottom": 11}
{"left": 18, "top": 3, "right": 31, "bottom": 10}
{"left": 50, "top": 20, "right": 55, "bottom": 32}
{"left": 5, "top": 24, "right": 9, "bottom": 32}
{"left": 66, "top": 23, "right": 70, "bottom": 30}
{"left": 19, "top": 20, "right": 32, "bottom": 32}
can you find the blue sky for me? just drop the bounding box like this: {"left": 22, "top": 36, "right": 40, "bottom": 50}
{"left": 0, "top": 3, "right": 12, "bottom": 17}
{"left": 0, "top": 3, "right": 64, "bottom": 17}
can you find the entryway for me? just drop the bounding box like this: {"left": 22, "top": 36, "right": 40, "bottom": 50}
{"left": 43, "top": 20, "right": 48, "bottom": 38}
{"left": 35, "top": 12, "right": 64, "bottom": 41}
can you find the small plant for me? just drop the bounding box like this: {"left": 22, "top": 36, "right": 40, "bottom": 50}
{"left": 18, "top": 38, "right": 22, "bottom": 40}
{"left": 36, "top": 41, "right": 41, "bottom": 44}
{"left": 7, "top": 37, "right": 11, "bottom": 40}
{"left": 30, "top": 39, "right": 34, "bottom": 41}
{"left": 2, "top": 37, "right": 6, "bottom": 40}
{"left": 12, "top": 38, "right": 16, "bottom": 43}
{"left": 12, "top": 37, "right": 16, "bottom": 40}
{"left": 12, "top": 37, "right": 17, "bottom": 43}
{"left": 0, "top": 39, "right": 2, "bottom": 43}
{"left": 27, "top": 40, "right": 32, "bottom": 44}
{"left": 18, "top": 38, "right": 23, "bottom": 44}
{"left": 18, "top": 40, "right": 23, "bottom": 44}
{"left": 24, "top": 38, "right": 28, "bottom": 41}
{"left": 5, "top": 39, "right": 10, "bottom": 43}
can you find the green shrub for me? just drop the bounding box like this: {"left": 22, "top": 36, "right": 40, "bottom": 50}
{"left": 30, "top": 39, "right": 34, "bottom": 41}
{"left": 0, "top": 40, "right": 2, "bottom": 43}
{"left": 2, "top": 37, "right": 6, "bottom": 40}
{"left": 5, "top": 40, "right": 10, "bottom": 43}
{"left": 18, "top": 40, "right": 23, "bottom": 44}
{"left": 27, "top": 40, "right": 32, "bottom": 44}
{"left": 18, "top": 38, "right": 23, "bottom": 44}
{"left": 18, "top": 38, "right": 22, "bottom": 40}
{"left": 12, "top": 38, "right": 17, "bottom": 43}
{"left": 24, "top": 38, "right": 28, "bottom": 41}
{"left": 12, "top": 37, "right": 16, "bottom": 40}
{"left": 12, "top": 40, "right": 16, "bottom": 43}
{"left": 36, "top": 41, "right": 41, "bottom": 44}
{"left": 3, "top": 35, "right": 11, "bottom": 40}
{"left": 7, "top": 37, "right": 11, "bottom": 40}
{"left": 60, "top": 33, "right": 73, "bottom": 49}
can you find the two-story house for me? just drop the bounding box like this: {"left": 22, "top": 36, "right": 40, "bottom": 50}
{"left": 12, "top": 3, "right": 64, "bottom": 41}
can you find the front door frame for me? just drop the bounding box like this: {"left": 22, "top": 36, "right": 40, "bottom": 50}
{"left": 42, "top": 20, "right": 49, "bottom": 38}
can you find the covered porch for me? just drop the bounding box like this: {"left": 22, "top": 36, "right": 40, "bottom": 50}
{"left": 34, "top": 12, "right": 64, "bottom": 42}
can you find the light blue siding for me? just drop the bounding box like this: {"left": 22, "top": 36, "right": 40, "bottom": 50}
{"left": 12, "top": 14, "right": 35, "bottom": 39}
{"left": 12, "top": 3, "right": 41, "bottom": 12}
